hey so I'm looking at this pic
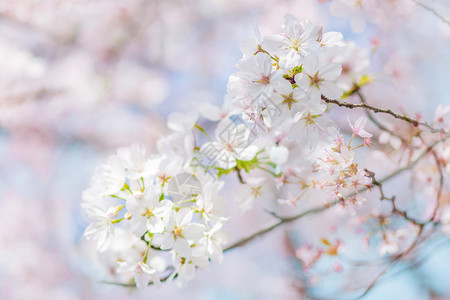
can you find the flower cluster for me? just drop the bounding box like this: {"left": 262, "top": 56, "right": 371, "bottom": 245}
{"left": 228, "top": 14, "right": 345, "bottom": 134}
{"left": 82, "top": 144, "right": 228, "bottom": 287}
{"left": 218, "top": 14, "right": 373, "bottom": 211}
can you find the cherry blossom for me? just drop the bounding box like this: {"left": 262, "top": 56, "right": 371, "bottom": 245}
{"left": 199, "top": 118, "right": 259, "bottom": 170}
{"left": 294, "top": 55, "right": 343, "bottom": 102}
{"left": 82, "top": 203, "right": 116, "bottom": 252}
{"left": 348, "top": 116, "right": 373, "bottom": 138}
{"left": 264, "top": 14, "right": 321, "bottom": 67}
{"left": 126, "top": 187, "right": 172, "bottom": 236}
{"left": 159, "top": 209, "right": 205, "bottom": 258}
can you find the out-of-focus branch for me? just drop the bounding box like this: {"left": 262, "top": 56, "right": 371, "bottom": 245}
{"left": 224, "top": 203, "right": 334, "bottom": 252}
{"left": 101, "top": 268, "right": 176, "bottom": 288}
{"left": 384, "top": 239, "right": 450, "bottom": 280}
{"left": 356, "top": 219, "right": 429, "bottom": 299}
{"left": 358, "top": 156, "right": 446, "bottom": 298}
{"left": 414, "top": 135, "right": 445, "bottom": 223}
{"left": 412, "top": 0, "right": 450, "bottom": 26}
{"left": 426, "top": 145, "right": 444, "bottom": 223}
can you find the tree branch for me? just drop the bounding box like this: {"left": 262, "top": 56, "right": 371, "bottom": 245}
{"left": 364, "top": 168, "right": 428, "bottom": 227}
{"left": 224, "top": 141, "right": 442, "bottom": 252}
{"left": 412, "top": 0, "right": 450, "bottom": 26}
{"left": 355, "top": 89, "right": 409, "bottom": 144}
{"left": 322, "top": 95, "right": 445, "bottom": 134}
{"left": 101, "top": 269, "right": 176, "bottom": 288}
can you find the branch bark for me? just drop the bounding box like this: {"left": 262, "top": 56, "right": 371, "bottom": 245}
{"left": 322, "top": 95, "right": 445, "bottom": 134}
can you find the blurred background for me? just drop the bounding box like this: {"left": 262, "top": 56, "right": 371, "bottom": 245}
{"left": 0, "top": 0, "right": 450, "bottom": 299}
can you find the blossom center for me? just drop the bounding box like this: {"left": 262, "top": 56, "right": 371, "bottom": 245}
{"left": 282, "top": 93, "right": 297, "bottom": 110}
{"left": 224, "top": 143, "right": 234, "bottom": 152}
{"left": 251, "top": 186, "right": 262, "bottom": 197}
{"left": 256, "top": 74, "right": 270, "bottom": 85}
{"left": 310, "top": 74, "right": 323, "bottom": 87}
{"left": 143, "top": 208, "right": 154, "bottom": 217}
{"left": 173, "top": 226, "right": 183, "bottom": 238}
{"left": 303, "top": 113, "right": 316, "bottom": 125}
{"left": 291, "top": 38, "right": 300, "bottom": 51}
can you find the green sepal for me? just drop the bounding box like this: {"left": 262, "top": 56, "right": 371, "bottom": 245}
{"left": 216, "top": 167, "right": 234, "bottom": 178}
{"left": 236, "top": 156, "right": 259, "bottom": 173}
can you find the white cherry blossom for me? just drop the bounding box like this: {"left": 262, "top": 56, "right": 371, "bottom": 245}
{"left": 232, "top": 53, "right": 283, "bottom": 102}
{"left": 126, "top": 187, "right": 172, "bottom": 236}
{"left": 118, "top": 143, "right": 162, "bottom": 180}
{"left": 294, "top": 55, "right": 343, "bottom": 102}
{"left": 199, "top": 118, "right": 259, "bottom": 170}
{"left": 83, "top": 203, "right": 117, "bottom": 252}
{"left": 348, "top": 116, "right": 372, "bottom": 138}
{"left": 160, "top": 209, "right": 205, "bottom": 258}
{"left": 264, "top": 14, "right": 321, "bottom": 67}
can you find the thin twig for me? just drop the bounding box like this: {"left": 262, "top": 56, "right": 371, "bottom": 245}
{"left": 356, "top": 148, "right": 447, "bottom": 299}
{"left": 224, "top": 142, "right": 440, "bottom": 252}
{"left": 101, "top": 269, "right": 176, "bottom": 287}
{"left": 428, "top": 147, "right": 444, "bottom": 222}
{"left": 384, "top": 238, "right": 450, "bottom": 280}
{"left": 224, "top": 203, "right": 334, "bottom": 251}
{"left": 412, "top": 0, "right": 450, "bottom": 26}
{"left": 364, "top": 168, "right": 427, "bottom": 227}
{"left": 322, "top": 95, "right": 444, "bottom": 134}
{"left": 235, "top": 166, "right": 245, "bottom": 184}
{"left": 356, "top": 225, "right": 426, "bottom": 299}
{"left": 355, "top": 89, "right": 409, "bottom": 144}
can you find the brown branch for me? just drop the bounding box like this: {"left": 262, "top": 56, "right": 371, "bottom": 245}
{"left": 235, "top": 166, "right": 245, "bottom": 184}
{"left": 357, "top": 208, "right": 438, "bottom": 299}
{"left": 355, "top": 89, "right": 409, "bottom": 145}
{"left": 224, "top": 142, "right": 441, "bottom": 252}
{"left": 224, "top": 203, "right": 334, "bottom": 252}
{"left": 322, "top": 95, "right": 444, "bottom": 134}
{"left": 364, "top": 168, "right": 428, "bottom": 227}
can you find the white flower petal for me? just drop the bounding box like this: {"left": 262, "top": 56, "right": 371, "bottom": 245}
{"left": 176, "top": 208, "right": 193, "bottom": 227}
{"left": 183, "top": 223, "right": 205, "bottom": 241}
{"left": 294, "top": 73, "right": 311, "bottom": 91}
{"left": 174, "top": 238, "right": 191, "bottom": 258}
{"left": 236, "top": 145, "right": 259, "bottom": 161}
{"left": 147, "top": 216, "right": 165, "bottom": 233}
{"left": 319, "top": 81, "right": 343, "bottom": 100}
{"left": 318, "top": 62, "right": 342, "bottom": 81}
{"left": 270, "top": 145, "right": 289, "bottom": 165}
